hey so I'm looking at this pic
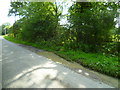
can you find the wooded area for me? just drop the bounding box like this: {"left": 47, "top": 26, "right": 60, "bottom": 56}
{"left": 2, "top": 2, "right": 119, "bottom": 78}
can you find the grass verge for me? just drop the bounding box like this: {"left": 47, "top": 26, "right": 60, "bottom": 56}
{"left": 4, "top": 36, "right": 119, "bottom": 78}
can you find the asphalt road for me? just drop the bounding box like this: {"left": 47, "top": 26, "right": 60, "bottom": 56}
{"left": 1, "top": 36, "right": 113, "bottom": 88}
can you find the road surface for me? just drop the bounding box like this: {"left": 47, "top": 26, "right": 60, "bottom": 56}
{"left": 1, "top": 36, "right": 113, "bottom": 88}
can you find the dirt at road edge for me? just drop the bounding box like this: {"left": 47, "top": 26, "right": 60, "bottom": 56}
{"left": 18, "top": 44, "right": 119, "bottom": 88}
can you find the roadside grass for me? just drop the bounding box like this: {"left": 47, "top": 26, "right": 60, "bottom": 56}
{"left": 56, "top": 50, "right": 119, "bottom": 78}
{"left": 4, "top": 36, "right": 119, "bottom": 78}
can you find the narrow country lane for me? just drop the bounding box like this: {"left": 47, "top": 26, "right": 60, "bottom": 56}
{"left": 1, "top": 36, "right": 113, "bottom": 88}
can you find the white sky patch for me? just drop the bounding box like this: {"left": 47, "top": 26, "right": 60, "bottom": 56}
{"left": 0, "top": 0, "right": 118, "bottom": 27}
{"left": 59, "top": 0, "right": 73, "bottom": 25}
{"left": 0, "top": 0, "right": 14, "bottom": 25}
{"left": 0, "top": 0, "right": 73, "bottom": 26}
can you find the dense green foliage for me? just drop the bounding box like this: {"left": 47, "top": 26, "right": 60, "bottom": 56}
{"left": 7, "top": 2, "right": 119, "bottom": 78}
{"left": 0, "top": 22, "right": 10, "bottom": 35}
{"left": 8, "top": 2, "right": 61, "bottom": 41}
{"left": 68, "top": 2, "right": 119, "bottom": 54}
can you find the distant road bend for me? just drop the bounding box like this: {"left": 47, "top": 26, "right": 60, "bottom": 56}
{"left": 1, "top": 36, "right": 113, "bottom": 88}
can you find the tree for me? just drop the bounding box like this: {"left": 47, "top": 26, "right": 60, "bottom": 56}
{"left": 8, "top": 2, "right": 62, "bottom": 42}
{"left": 0, "top": 22, "right": 11, "bottom": 35}
{"left": 68, "top": 2, "right": 118, "bottom": 52}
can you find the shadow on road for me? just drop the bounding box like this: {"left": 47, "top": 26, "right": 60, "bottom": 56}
{"left": 2, "top": 38, "right": 114, "bottom": 88}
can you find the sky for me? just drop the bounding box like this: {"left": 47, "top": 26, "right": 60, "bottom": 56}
{"left": 0, "top": 0, "right": 73, "bottom": 26}
{"left": 0, "top": 0, "right": 119, "bottom": 27}
{"left": 58, "top": 1, "right": 73, "bottom": 25}
{"left": 0, "top": 0, "right": 16, "bottom": 26}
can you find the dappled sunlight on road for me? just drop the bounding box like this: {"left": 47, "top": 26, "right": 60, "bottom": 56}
{"left": 78, "top": 69, "right": 82, "bottom": 73}
{"left": 85, "top": 72, "right": 89, "bottom": 76}
{"left": 4, "top": 62, "right": 88, "bottom": 88}
{"left": 2, "top": 38, "right": 113, "bottom": 88}
{"left": 77, "top": 69, "right": 89, "bottom": 76}
{"left": 5, "top": 65, "right": 66, "bottom": 88}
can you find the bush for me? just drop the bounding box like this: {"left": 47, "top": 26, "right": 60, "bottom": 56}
{"left": 101, "top": 42, "right": 118, "bottom": 56}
